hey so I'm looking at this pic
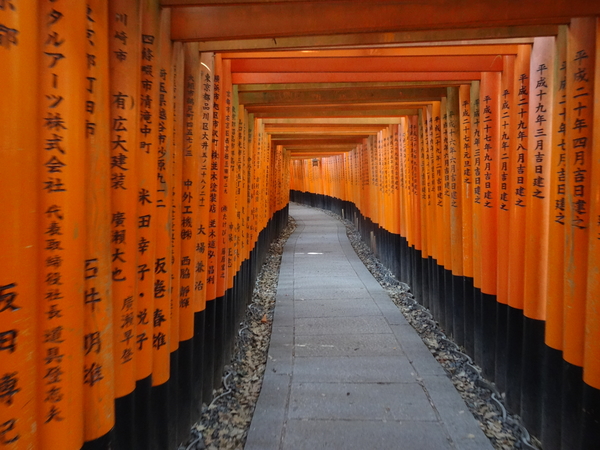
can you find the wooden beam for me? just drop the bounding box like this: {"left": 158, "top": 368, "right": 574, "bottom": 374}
{"left": 290, "top": 152, "right": 351, "bottom": 157}
{"left": 265, "top": 124, "right": 387, "bottom": 133}
{"left": 240, "top": 87, "right": 446, "bottom": 106}
{"left": 230, "top": 56, "right": 503, "bottom": 72}
{"left": 252, "top": 108, "right": 419, "bottom": 118}
{"left": 194, "top": 27, "right": 553, "bottom": 52}
{"left": 270, "top": 132, "right": 377, "bottom": 138}
{"left": 221, "top": 44, "right": 521, "bottom": 58}
{"left": 272, "top": 139, "right": 363, "bottom": 146}
{"left": 164, "top": 0, "right": 344, "bottom": 5}
{"left": 238, "top": 81, "right": 464, "bottom": 92}
{"left": 233, "top": 72, "right": 481, "bottom": 84}
{"left": 283, "top": 144, "right": 359, "bottom": 149}
{"left": 263, "top": 118, "right": 402, "bottom": 124}
{"left": 245, "top": 102, "right": 431, "bottom": 111}
{"left": 169, "top": 1, "right": 591, "bottom": 41}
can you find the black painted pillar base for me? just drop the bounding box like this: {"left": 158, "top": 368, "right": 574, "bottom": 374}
{"left": 520, "top": 317, "right": 544, "bottom": 437}
{"left": 541, "top": 345, "right": 562, "bottom": 450}
{"left": 494, "top": 301, "right": 509, "bottom": 393}
{"left": 561, "top": 362, "right": 583, "bottom": 450}
{"left": 505, "top": 305, "right": 524, "bottom": 413}
{"left": 480, "top": 293, "right": 496, "bottom": 380}
{"left": 134, "top": 375, "right": 152, "bottom": 450}
{"left": 463, "top": 277, "right": 475, "bottom": 358}
{"left": 177, "top": 337, "right": 194, "bottom": 445}
{"left": 444, "top": 268, "right": 454, "bottom": 338}
{"left": 452, "top": 275, "right": 465, "bottom": 348}
{"left": 81, "top": 429, "right": 115, "bottom": 450}
{"left": 150, "top": 381, "right": 172, "bottom": 450}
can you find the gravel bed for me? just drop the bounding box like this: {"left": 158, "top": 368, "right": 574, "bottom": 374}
{"left": 181, "top": 205, "right": 541, "bottom": 450}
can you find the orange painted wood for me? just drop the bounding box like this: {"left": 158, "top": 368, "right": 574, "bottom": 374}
{"left": 392, "top": 125, "right": 402, "bottom": 236}
{"left": 0, "top": 2, "right": 39, "bottom": 448}
{"left": 230, "top": 89, "right": 240, "bottom": 284}
{"left": 425, "top": 104, "right": 436, "bottom": 262}
{"left": 38, "top": 0, "right": 87, "bottom": 446}
{"left": 197, "top": 26, "right": 557, "bottom": 54}
{"left": 583, "top": 17, "right": 600, "bottom": 391}
{"left": 206, "top": 54, "right": 223, "bottom": 302}
{"left": 194, "top": 52, "right": 214, "bottom": 311}
{"left": 152, "top": 6, "right": 174, "bottom": 387}
{"left": 563, "top": 17, "right": 595, "bottom": 368}
{"left": 470, "top": 81, "right": 483, "bottom": 289}
{"left": 429, "top": 104, "right": 441, "bottom": 263}
{"left": 545, "top": 26, "right": 568, "bottom": 351}
{"left": 479, "top": 72, "right": 501, "bottom": 296}
{"left": 232, "top": 72, "right": 481, "bottom": 85}
{"left": 230, "top": 56, "right": 502, "bottom": 74}
{"left": 170, "top": 41, "right": 184, "bottom": 347}
{"left": 84, "top": 0, "right": 116, "bottom": 440}
{"left": 417, "top": 111, "right": 429, "bottom": 258}
{"left": 217, "top": 58, "right": 233, "bottom": 296}
{"left": 507, "top": 45, "right": 531, "bottom": 310}
{"left": 441, "top": 98, "right": 453, "bottom": 272}
{"left": 523, "top": 37, "right": 554, "bottom": 321}
{"left": 459, "top": 85, "right": 474, "bottom": 279}
{"left": 135, "top": 0, "right": 161, "bottom": 383}
{"left": 179, "top": 42, "right": 201, "bottom": 340}
{"left": 423, "top": 105, "right": 438, "bottom": 258}
{"left": 496, "top": 55, "right": 515, "bottom": 305}
{"left": 410, "top": 115, "right": 423, "bottom": 252}
{"left": 447, "top": 87, "right": 463, "bottom": 276}
{"left": 169, "top": 1, "right": 599, "bottom": 41}
{"left": 221, "top": 45, "right": 521, "bottom": 59}
{"left": 109, "top": 0, "right": 141, "bottom": 397}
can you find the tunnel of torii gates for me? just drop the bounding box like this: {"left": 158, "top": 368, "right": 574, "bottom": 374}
{"left": 3, "top": 0, "right": 600, "bottom": 449}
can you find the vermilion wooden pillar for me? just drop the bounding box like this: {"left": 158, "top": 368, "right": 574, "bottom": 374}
{"left": 563, "top": 17, "right": 595, "bottom": 450}
{"left": 38, "top": 1, "right": 87, "bottom": 447}
{"left": 109, "top": 0, "right": 141, "bottom": 404}
{"left": 542, "top": 26, "right": 567, "bottom": 450}
{"left": 84, "top": 0, "right": 115, "bottom": 444}
{"left": 459, "top": 84, "right": 475, "bottom": 357}
{"left": 521, "top": 36, "right": 554, "bottom": 438}
{"left": 0, "top": 2, "right": 39, "bottom": 448}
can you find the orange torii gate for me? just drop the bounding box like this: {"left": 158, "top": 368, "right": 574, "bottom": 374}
{"left": 2, "top": 1, "right": 600, "bottom": 450}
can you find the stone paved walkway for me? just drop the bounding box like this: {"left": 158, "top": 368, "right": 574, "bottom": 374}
{"left": 245, "top": 204, "right": 493, "bottom": 450}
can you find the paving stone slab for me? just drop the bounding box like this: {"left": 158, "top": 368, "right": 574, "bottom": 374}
{"left": 245, "top": 373, "right": 291, "bottom": 450}
{"left": 293, "top": 299, "right": 381, "bottom": 318}
{"left": 293, "top": 287, "right": 371, "bottom": 300}
{"left": 294, "top": 333, "right": 403, "bottom": 357}
{"left": 288, "top": 381, "right": 438, "bottom": 421}
{"left": 292, "top": 355, "right": 418, "bottom": 383}
{"left": 282, "top": 419, "right": 452, "bottom": 450}
{"left": 422, "top": 375, "right": 495, "bottom": 450}
{"left": 294, "top": 316, "right": 392, "bottom": 336}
